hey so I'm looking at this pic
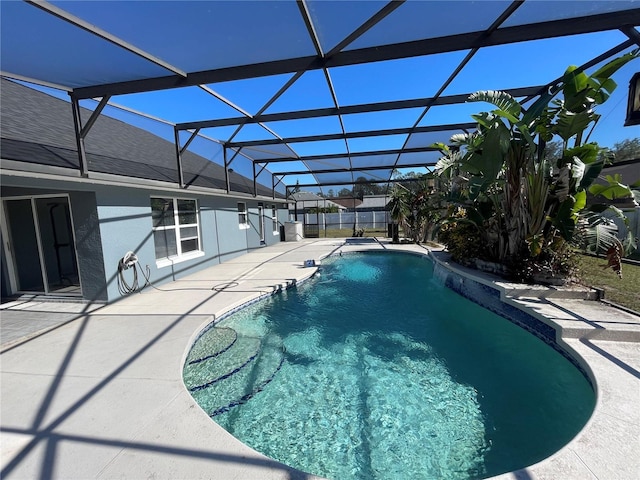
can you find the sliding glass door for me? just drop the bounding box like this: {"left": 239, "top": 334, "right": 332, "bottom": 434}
{"left": 2, "top": 195, "right": 81, "bottom": 296}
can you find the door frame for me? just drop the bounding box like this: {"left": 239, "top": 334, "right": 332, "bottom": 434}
{"left": 257, "top": 203, "right": 266, "bottom": 244}
{"left": 1, "top": 194, "right": 83, "bottom": 297}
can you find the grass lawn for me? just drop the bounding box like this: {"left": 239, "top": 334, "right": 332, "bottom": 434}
{"left": 576, "top": 255, "right": 640, "bottom": 312}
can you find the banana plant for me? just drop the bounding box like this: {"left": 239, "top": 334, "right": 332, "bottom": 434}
{"left": 431, "top": 49, "right": 639, "bottom": 279}
{"left": 585, "top": 175, "right": 638, "bottom": 251}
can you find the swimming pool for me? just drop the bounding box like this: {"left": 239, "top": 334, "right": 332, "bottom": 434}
{"left": 183, "top": 251, "right": 595, "bottom": 479}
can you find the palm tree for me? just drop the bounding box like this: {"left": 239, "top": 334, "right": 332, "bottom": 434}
{"left": 388, "top": 179, "right": 435, "bottom": 243}
{"left": 388, "top": 185, "right": 410, "bottom": 242}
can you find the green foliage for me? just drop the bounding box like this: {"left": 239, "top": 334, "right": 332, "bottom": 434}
{"left": 307, "top": 205, "right": 339, "bottom": 214}
{"left": 611, "top": 138, "right": 640, "bottom": 162}
{"left": 388, "top": 175, "right": 444, "bottom": 243}
{"left": 353, "top": 177, "right": 385, "bottom": 197}
{"left": 510, "top": 236, "right": 579, "bottom": 282}
{"left": 437, "top": 217, "right": 484, "bottom": 263}
{"left": 469, "top": 90, "right": 522, "bottom": 123}
{"left": 431, "top": 51, "right": 639, "bottom": 282}
{"left": 577, "top": 211, "right": 622, "bottom": 256}
{"left": 589, "top": 174, "right": 635, "bottom": 199}
{"left": 578, "top": 255, "right": 640, "bottom": 311}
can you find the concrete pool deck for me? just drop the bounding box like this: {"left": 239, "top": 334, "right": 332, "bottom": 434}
{"left": 1, "top": 239, "right": 638, "bottom": 479}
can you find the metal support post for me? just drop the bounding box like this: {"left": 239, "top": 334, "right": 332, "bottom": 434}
{"left": 253, "top": 162, "right": 258, "bottom": 197}
{"left": 70, "top": 97, "right": 89, "bottom": 177}
{"left": 223, "top": 146, "right": 230, "bottom": 194}
{"left": 174, "top": 127, "right": 185, "bottom": 188}
{"left": 69, "top": 94, "right": 110, "bottom": 178}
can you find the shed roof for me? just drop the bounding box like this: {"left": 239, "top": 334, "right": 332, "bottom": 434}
{"left": 356, "top": 195, "right": 390, "bottom": 210}
{"left": 290, "top": 191, "right": 346, "bottom": 210}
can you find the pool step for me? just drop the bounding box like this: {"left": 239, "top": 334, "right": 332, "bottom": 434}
{"left": 185, "top": 326, "right": 238, "bottom": 365}
{"left": 510, "top": 297, "right": 640, "bottom": 342}
{"left": 183, "top": 329, "right": 285, "bottom": 416}
{"left": 183, "top": 335, "right": 262, "bottom": 392}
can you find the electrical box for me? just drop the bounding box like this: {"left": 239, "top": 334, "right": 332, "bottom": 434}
{"left": 284, "top": 221, "right": 303, "bottom": 242}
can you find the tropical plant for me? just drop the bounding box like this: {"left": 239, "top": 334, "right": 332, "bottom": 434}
{"left": 387, "top": 185, "right": 410, "bottom": 243}
{"left": 353, "top": 177, "right": 384, "bottom": 196}
{"left": 432, "top": 50, "right": 639, "bottom": 281}
{"left": 436, "top": 207, "right": 485, "bottom": 262}
{"left": 387, "top": 176, "right": 441, "bottom": 243}
{"left": 611, "top": 137, "right": 640, "bottom": 162}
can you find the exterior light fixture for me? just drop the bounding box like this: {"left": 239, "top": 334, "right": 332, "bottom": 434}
{"left": 625, "top": 72, "right": 640, "bottom": 126}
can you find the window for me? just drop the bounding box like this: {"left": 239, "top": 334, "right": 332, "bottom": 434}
{"left": 238, "top": 202, "right": 249, "bottom": 229}
{"left": 151, "top": 197, "right": 201, "bottom": 263}
{"left": 272, "top": 205, "right": 278, "bottom": 234}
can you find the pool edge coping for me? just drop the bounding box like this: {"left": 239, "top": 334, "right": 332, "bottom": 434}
{"left": 424, "top": 248, "right": 637, "bottom": 480}
{"left": 179, "top": 240, "right": 637, "bottom": 480}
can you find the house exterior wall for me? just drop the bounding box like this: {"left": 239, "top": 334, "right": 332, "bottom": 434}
{"left": 94, "top": 186, "right": 159, "bottom": 302}
{"left": 0, "top": 181, "right": 108, "bottom": 302}
{"left": 0, "top": 230, "right": 8, "bottom": 299}
{"left": 245, "top": 205, "right": 262, "bottom": 247}
{"left": 1, "top": 175, "right": 287, "bottom": 303}
{"left": 69, "top": 190, "right": 108, "bottom": 302}
{"left": 215, "top": 197, "right": 249, "bottom": 263}
{"left": 94, "top": 187, "right": 287, "bottom": 302}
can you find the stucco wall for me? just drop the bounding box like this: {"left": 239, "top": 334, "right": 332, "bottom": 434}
{"left": 93, "top": 186, "right": 287, "bottom": 302}
{"left": 0, "top": 183, "right": 108, "bottom": 302}
{"left": 93, "top": 186, "right": 156, "bottom": 301}
{"left": 0, "top": 230, "right": 8, "bottom": 298}
{"left": 215, "top": 197, "right": 251, "bottom": 263}
{"left": 69, "top": 191, "right": 108, "bottom": 302}
{"left": 1, "top": 175, "right": 287, "bottom": 303}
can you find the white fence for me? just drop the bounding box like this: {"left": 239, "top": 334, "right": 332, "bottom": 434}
{"left": 609, "top": 207, "right": 640, "bottom": 246}
{"left": 302, "top": 211, "right": 390, "bottom": 230}
{"left": 302, "top": 208, "right": 639, "bottom": 245}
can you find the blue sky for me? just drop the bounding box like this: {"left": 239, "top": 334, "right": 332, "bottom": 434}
{"left": 77, "top": 29, "right": 639, "bottom": 153}
{"left": 2, "top": 0, "right": 639, "bottom": 189}
{"left": 78, "top": 28, "right": 640, "bottom": 190}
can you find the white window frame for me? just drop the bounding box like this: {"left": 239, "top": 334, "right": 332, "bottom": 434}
{"left": 271, "top": 205, "right": 279, "bottom": 235}
{"left": 151, "top": 197, "right": 204, "bottom": 268}
{"left": 238, "top": 202, "right": 249, "bottom": 229}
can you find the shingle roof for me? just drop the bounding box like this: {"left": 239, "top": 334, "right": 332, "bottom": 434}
{"left": 0, "top": 78, "right": 278, "bottom": 197}
{"left": 356, "top": 195, "right": 389, "bottom": 210}
{"left": 290, "top": 191, "right": 324, "bottom": 202}
{"left": 290, "top": 191, "right": 346, "bottom": 210}
{"left": 331, "top": 197, "right": 363, "bottom": 209}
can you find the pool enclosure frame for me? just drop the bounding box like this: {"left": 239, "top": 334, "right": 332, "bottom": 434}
{"left": 2, "top": 1, "right": 640, "bottom": 199}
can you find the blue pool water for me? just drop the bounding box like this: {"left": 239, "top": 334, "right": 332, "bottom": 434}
{"left": 183, "top": 252, "right": 595, "bottom": 479}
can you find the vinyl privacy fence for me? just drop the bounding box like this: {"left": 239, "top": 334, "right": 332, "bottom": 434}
{"left": 300, "top": 211, "right": 391, "bottom": 236}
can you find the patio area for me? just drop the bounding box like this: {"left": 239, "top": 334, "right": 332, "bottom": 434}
{"left": 1, "top": 239, "right": 639, "bottom": 479}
